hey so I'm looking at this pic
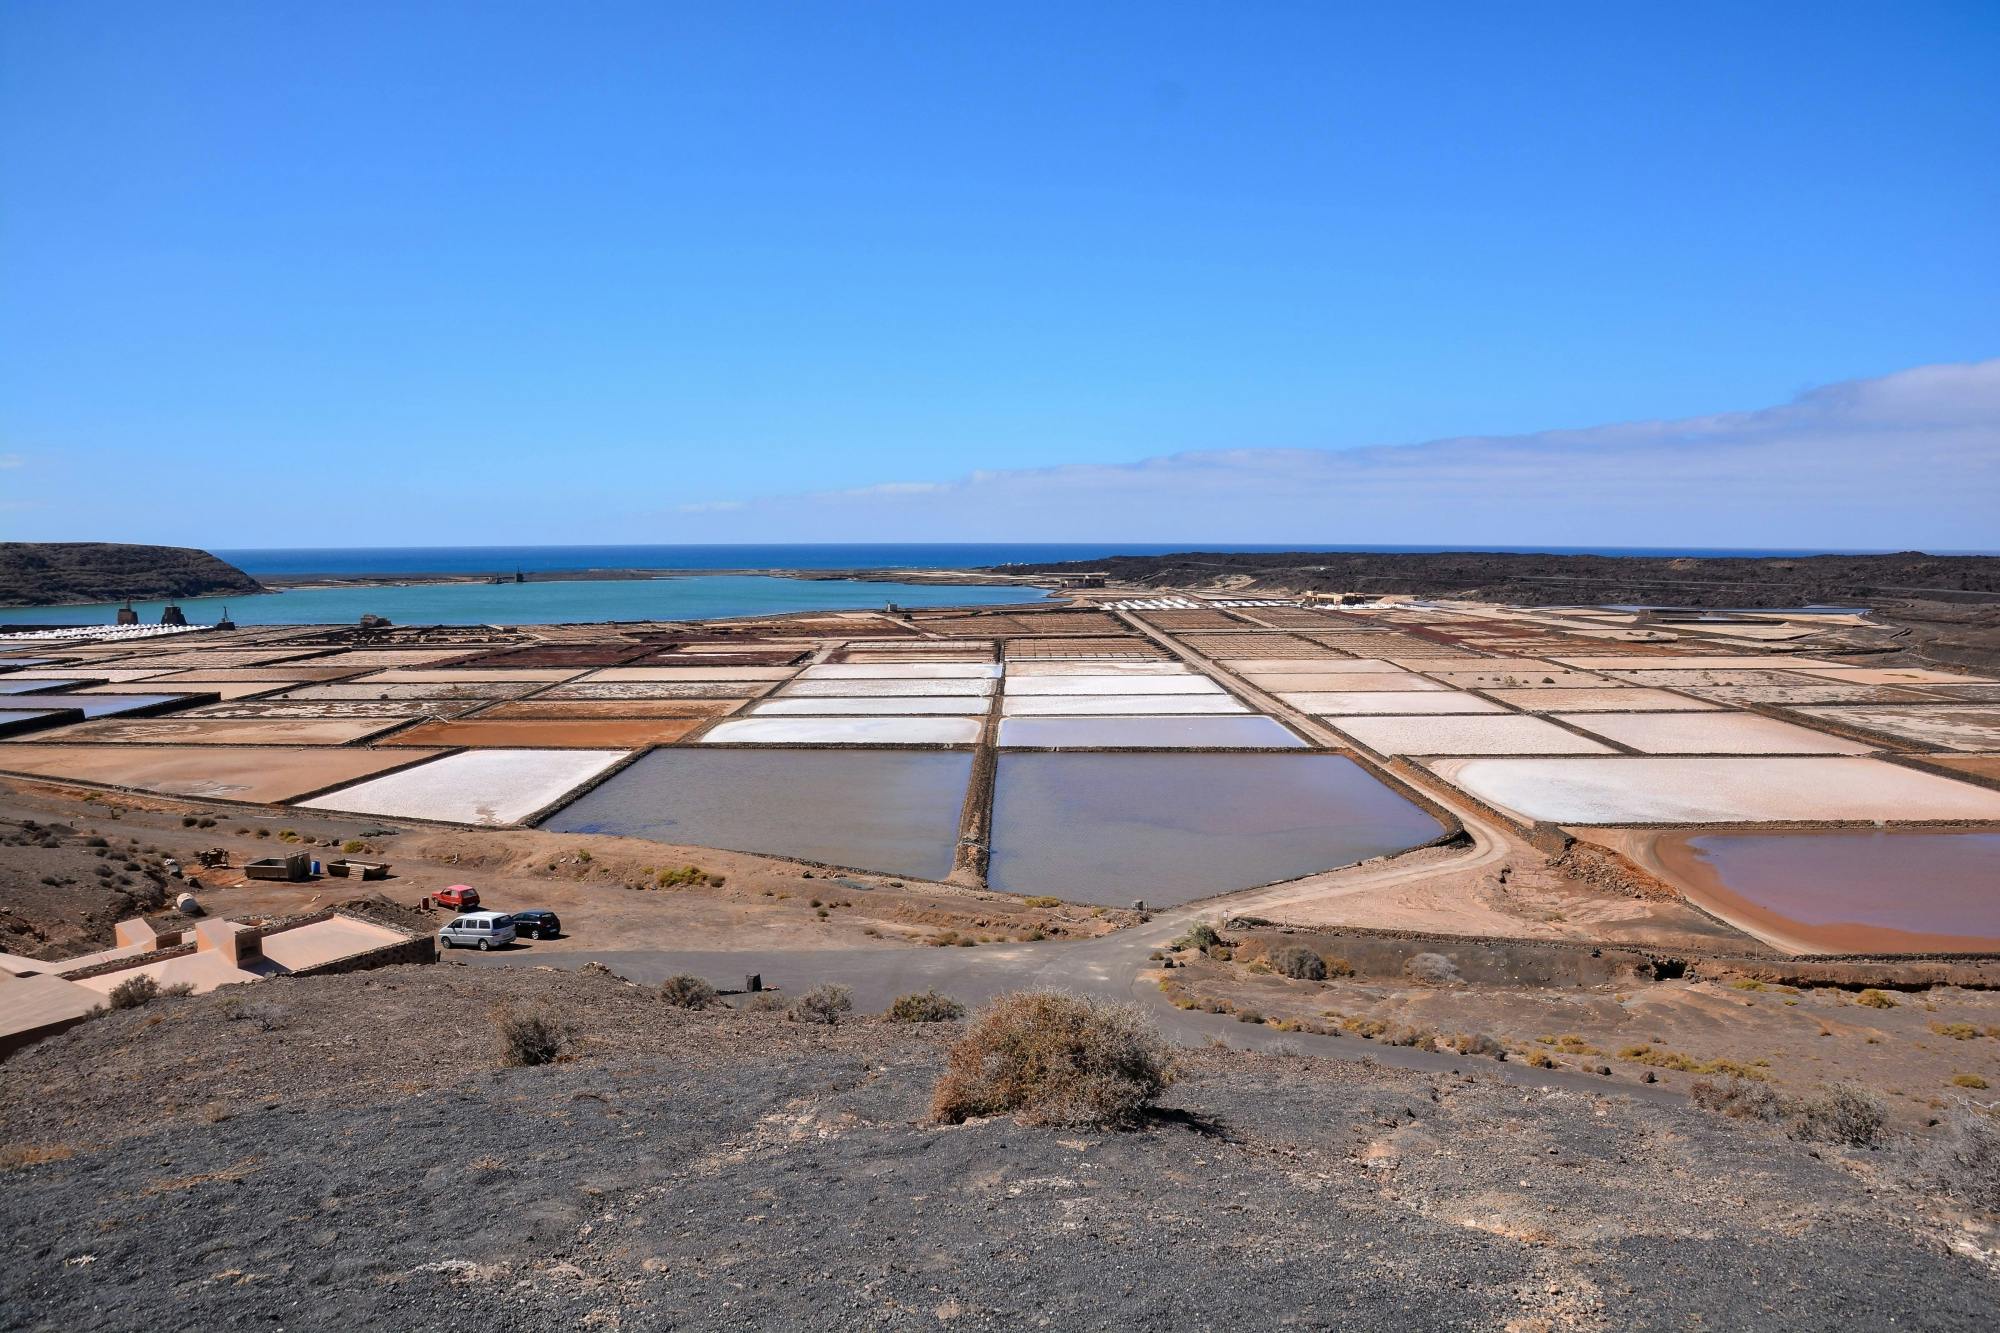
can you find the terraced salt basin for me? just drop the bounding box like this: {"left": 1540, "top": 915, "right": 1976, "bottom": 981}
{"left": 1646, "top": 829, "right": 2000, "bottom": 953}
{"left": 0, "top": 678, "right": 91, "bottom": 695}
{"left": 301, "top": 749, "right": 629, "bottom": 825}
{"left": 1427, "top": 756, "right": 2000, "bottom": 824}
{"left": 540, "top": 748, "right": 973, "bottom": 881}
{"left": 998, "top": 715, "right": 1304, "bottom": 748}
{"left": 988, "top": 753, "right": 1446, "bottom": 906}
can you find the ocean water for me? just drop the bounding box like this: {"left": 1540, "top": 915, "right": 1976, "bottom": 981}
{"left": 211, "top": 542, "right": 1899, "bottom": 579}
{"left": 0, "top": 575, "right": 1046, "bottom": 628}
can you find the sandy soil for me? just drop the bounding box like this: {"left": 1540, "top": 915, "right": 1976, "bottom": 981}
{"left": 39, "top": 716, "right": 407, "bottom": 746}
{"left": 0, "top": 745, "right": 443, "bottom": 805}
{"left": 1159, "top": 939, "right": 2000, "bottom": 1123}
{"left": 379, "top": 718, "right": 704, "bottom": 748}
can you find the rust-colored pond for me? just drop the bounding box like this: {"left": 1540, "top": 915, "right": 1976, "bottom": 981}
{"left": 538, "top": 748, "right": 972, "bottom": 881}
{"left": 987, "top": 753, "right": 1446, "bottom": 906}
{"left": 1654, "top": 829, "right": 2000, "bottom": 953}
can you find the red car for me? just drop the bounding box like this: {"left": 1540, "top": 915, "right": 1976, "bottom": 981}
{"left": 435, "top": 884, "right": 480, "bottom": 911}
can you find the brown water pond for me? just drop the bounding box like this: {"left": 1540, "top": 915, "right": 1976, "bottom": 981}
{"left": 538, "top": 748, "right": 973, "bottom": 881}
{"left": 1652, "top": 829, "right": 2000, "bottom": 953}
{"left": 987, "top": 753, "right": 1446, "bottom": 906}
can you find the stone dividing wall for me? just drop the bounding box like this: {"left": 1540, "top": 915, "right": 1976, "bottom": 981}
{"left": 290, "top": 932, "right": 437, "bottom": 976}
{"left": 54, "top": 909, "right": 434, "bottom": 982}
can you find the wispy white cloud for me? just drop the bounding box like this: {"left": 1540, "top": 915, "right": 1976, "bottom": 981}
{"left": 666, "top": 359, "right": 2000, "bottom": 549}
{"left": 676, "top": 499, "right": 746, "bottom": 514}
{"left": 819, "top": 480, "right": 954, "bottom": 500}
{"left": 0, "top": 454, "right": 25, "bottom": 469}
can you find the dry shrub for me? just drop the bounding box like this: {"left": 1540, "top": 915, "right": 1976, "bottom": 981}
{"left": 1930, "top": 1022, "right": 1981, "bottom": 1040}
{"left": 885, "top": 989, "right": 967, "bottom": 1023}
{"left": 1404, "top": 952, "right": 1459, "bottom": 986}
{"left": 789, "top": 983, "right": 853, "bottom": 1026}
{"left": 1270, "top": 945, "right": 1327, "bottom": 982}
{"left": 1923, "top": 1105, "right": 2000, "bottom": 1206}
{"left": 1787, "top": 1084, "right": 1886, "bottom": 1146}
{"left": 495, "top": 1008, "right": 574, "bottom": 1067}
{"left": 106, "top": 975, "right": 162, "bottom": 1010}
{"left": 1452, "top": 1032, "right": 1506, "bottom": 1060}
{"left": 1620, "top": 1044, "right": 1769, "bottom": 1080}
{"left": 931, "top": 990, "right": 1173, "bottom": 1128}
{"left": 1690, "top": 1077, "right": 1786, "bottom": 1122}
{"left": 658, "top": 975, "right": 719, "bottom": 1010}
{"left": 1855, "top": 989, "right": 1897, "bottom": 1009}
{"left": 741, "top": 992, "right": 788, "bottom": 1012}
{"left": 1691, "top": 1078, "right": 1885, "bottom": 1146}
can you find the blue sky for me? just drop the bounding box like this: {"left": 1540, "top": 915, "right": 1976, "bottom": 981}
{"left": 3, "top": 1, "right": 1996, "bottom": 549}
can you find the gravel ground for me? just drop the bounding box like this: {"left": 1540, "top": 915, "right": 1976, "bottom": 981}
{"left": 2, "top": 965, "right": 1995, "bottom": 1331}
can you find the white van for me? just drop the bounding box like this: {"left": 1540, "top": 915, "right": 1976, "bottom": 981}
{"left": 439, "top": 912, "right": 516, "bottom": 951}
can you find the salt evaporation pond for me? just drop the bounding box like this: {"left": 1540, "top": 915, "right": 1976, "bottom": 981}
{"left": 987, "top": 753, "right": 1446, "bottom": 906}
{"left": 1654, "top": 829, "right": 2000, "bottom": 953}
{"left": 539, "top": 748, "right": 974, "bottom": 881}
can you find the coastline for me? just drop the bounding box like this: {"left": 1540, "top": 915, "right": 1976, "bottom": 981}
{"left": 256, "top": 566, "right": 1055, "bottom": 593}
{"left": 8, "top": 566, "right": 1058, "bottom": 611}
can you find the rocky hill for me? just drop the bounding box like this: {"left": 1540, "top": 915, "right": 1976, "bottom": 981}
{"left": 998, "top": 550, "right": 2000, "bottom": 608}
{"left": 1, "top": 964, "right": 1994, "bottom": 1330}
{"left": 0, "top": 542, "right": 265, "bottom": 608}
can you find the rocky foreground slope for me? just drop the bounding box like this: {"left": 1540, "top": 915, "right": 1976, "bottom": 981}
{"left": 2, "top": 965, "right": 1994, "bottom": 1331}
{"left": 0, "top": 542, "right": 264, "bottom": 609}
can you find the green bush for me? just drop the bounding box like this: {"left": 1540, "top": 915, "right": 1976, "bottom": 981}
{"left": 1175, "top": 922, "right": 1222, "bottom": 953}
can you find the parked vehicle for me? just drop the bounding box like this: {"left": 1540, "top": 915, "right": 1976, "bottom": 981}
{"left": 510, "top": 910, "right": 561, "bottom": 940}
{"left": 438, "top": 912, "right": 515, "bottom": 951}
{"left": 435, "top": 884, "right": 480, "bottom": 911}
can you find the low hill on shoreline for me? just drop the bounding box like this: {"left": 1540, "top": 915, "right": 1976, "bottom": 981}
{"left": 996, "top": 549, "right": 2000, "bottom": 608}
{"left": 0, "top": 542, "right": 266, "bottom": 608}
